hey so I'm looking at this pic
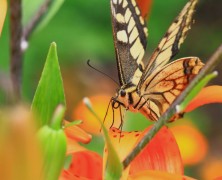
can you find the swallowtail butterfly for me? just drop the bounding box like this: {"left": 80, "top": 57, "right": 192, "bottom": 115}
{"left": 110, "top": 0, "right": 204, "bottom": 121}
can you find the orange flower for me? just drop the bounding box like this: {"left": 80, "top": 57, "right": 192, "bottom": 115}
{"left": 61, "top": 125, "right": 195, "bottom": 179}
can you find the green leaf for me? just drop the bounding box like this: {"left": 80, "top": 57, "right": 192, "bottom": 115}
{"left": 83, "top": 98, "right": 122, "bottom": 180}
{"left": 22, "top": 0, "right": 64, "bottom": 33}
{"left": 178, "top": 71, "right": 218, "bottom": 112}
{"left": 31, "top": 42, "right": 66, "bottom": 126}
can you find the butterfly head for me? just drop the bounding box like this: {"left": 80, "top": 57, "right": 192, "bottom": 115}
{"left": 112, "top": 93, "right": 125, "bottom": 109}
{"left": 111, "top": 87, "right": 130, "bottom": 110}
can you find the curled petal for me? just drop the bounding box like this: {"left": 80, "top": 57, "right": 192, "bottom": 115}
{"left": 128, "top": 170, "right": 195, "bottom": 180}
{"left": 130, "top": 126, "right": 183, "bottom": 175}
{"left": 185, "top": 86, "right": 222, "bottom": 112}
{"left": 64, "top": 151, "right": 103, "bottom": 180}
{"left": 64, "top": 120, "right": 92, "bottom": 144}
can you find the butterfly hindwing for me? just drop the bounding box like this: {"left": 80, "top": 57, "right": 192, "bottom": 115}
{"left": 110, "top": 0, "right": 148, "bottom": 85}
{"left": 140, "top": 57, "right": 204, "bottom": 120}
{"left": 139, "top": 0, "right": 198, "bottom": 85}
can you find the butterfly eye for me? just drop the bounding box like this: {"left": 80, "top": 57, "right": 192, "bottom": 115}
{"left": 120, "top": 90, "right": 126, "bottom": 97}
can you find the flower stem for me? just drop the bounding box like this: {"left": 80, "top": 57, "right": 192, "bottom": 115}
{"left": 9, "top": 0, "right": 23, "bottom": 100}
{"left": 122, "top": 44, "right": 222, "bottom": 169}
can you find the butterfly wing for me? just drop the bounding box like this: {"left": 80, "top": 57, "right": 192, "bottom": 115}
{"left": 110, "top": 0, "right": 148, "bottom": 85}
{"left": 139, "top": 57, "right": 204, "bottom": 121}
{"left": 139, "top": 0, "right": 198, "bottom": 85}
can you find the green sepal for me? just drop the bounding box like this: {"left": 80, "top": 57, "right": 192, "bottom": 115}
{"left": 37, "top": 126, "right": 67, "bottom": 180}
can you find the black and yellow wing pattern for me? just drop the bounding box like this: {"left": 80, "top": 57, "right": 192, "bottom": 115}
{"left": 110, "top": 0, "right": 148, "bottom": 85}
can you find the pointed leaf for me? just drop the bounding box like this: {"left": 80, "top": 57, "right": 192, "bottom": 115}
{"left": 32, "top": 42, "right": 66, "bottom": 126}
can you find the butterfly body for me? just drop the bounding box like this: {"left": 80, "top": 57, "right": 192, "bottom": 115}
{"left": 110, "top": 0, "right": 204, "bottom": 121}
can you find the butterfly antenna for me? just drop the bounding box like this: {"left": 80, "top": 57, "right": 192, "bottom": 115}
{"left": 87, "top": 59, "right": 119, "bottom": 86}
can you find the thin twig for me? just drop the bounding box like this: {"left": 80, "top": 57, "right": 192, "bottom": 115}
{"left": 0, "top": 71, "right": 14, "bottom": 100}
{"left": 9, "top": 0, "right": 23, "bottom": 100}
{"left": 22, "top": 0, "right": 53, "bottom": 42}
{"left": 122, "top": 44, "right": 222, "bottom": 169}
{"left": 9, "top": 0, "right": 53, "bottom": 100}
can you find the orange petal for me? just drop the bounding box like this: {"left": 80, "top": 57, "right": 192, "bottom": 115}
{"left": 64, "top": 151, "right": 103, "bottom": 180}
{"left": 73, "top": 95, "right": 121, "bottom": 135}
{"left": 170, "top": 124, "right": 208, "bottom": 165}
{"left": 105, "top": 128, "right": 141, "bottom": 162}
{"left": 64, "top": 120, "right": 92, "bottom": 144}
{"left": 130, "top": 126, "right": 183, "bottom": 175}
{"left": 185, "top": 86, "right": 222, "bottom": 112}
{"left": 136, "top": 0, "right": 153, "bottom": 19}
{"left": 66, "top": 138, "right": 86, "bottom": 154}
{"left": 0, "top": 0, "right": 7, "bottom": 36}
{"left": 103, "top": 128, "right": 140, "bottom": 179}
{"left": 128, "top": 170, "right": 195, "bottom": 180}
{"left": 104, "top": 126, "right": 183, "bottom": 178}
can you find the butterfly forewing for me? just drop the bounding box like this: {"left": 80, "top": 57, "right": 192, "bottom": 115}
{"left": 110, "top": 0, "right": 148, "bottom": 85}
{"left": 139, "top": 0, "right": 198, "bottom": 85}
